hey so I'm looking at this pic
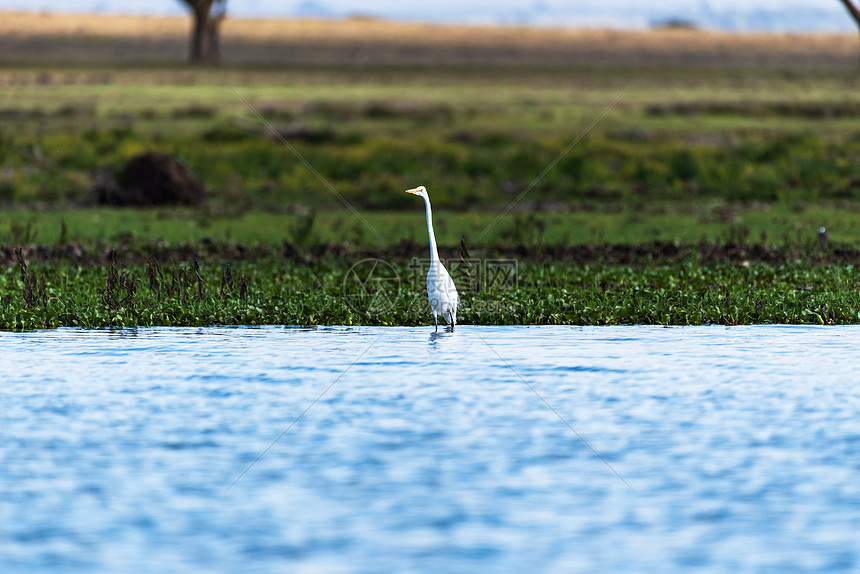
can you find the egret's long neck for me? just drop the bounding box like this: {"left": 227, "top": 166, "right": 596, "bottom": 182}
{"left": 422, "top": 195, "right": 440, "bottom": 264}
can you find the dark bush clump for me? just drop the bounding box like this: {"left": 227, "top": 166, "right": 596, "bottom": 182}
{"left": 94, "top": 151, "right": 207, "bottom": 207}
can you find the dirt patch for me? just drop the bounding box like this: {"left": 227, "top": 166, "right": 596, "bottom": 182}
{"left": 0, "top": 12, "right": 856, "bottom": 69}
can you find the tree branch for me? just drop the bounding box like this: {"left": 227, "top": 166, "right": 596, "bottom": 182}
{"left": 840, "top": 0, "right": 860, "bottom": 25}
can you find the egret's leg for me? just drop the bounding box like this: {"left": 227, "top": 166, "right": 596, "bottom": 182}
{"left": 434, "top": 314, "right": 438, "bottom": 332}
{"left": 449, "top": 310, "right": 455, "bottom": 331}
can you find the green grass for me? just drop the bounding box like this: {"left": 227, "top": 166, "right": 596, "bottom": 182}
{"left": 4, "top": 114, "right": 860, "bottom": 209}
{"left": 2, "top": 203, "right": 859, "bottom": 247}
{"left": 2, "top": 65, "right": 860, "bottom": 211}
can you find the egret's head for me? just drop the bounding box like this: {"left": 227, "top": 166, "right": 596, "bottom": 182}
{"left": 405, "top": 185, "right": 428, "bottom": 198}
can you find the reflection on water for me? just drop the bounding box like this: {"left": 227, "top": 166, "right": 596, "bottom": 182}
{"left": 428, "top": 328, "right": 456, "bottom": 347}
{"left": 2, "top": 325, "right": 859, "bottom": 573}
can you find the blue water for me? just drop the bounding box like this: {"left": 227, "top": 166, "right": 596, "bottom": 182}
{"left": 2, "top": 325, "right": 859, "bottom": 572}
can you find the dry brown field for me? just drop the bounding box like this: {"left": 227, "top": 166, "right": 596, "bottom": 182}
{"left": 0, "top": 11, "right": 858, "bottom": 69}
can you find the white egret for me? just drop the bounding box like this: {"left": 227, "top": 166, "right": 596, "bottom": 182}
{"left": 406, "top": 186, "right": 459, "bottom": 331}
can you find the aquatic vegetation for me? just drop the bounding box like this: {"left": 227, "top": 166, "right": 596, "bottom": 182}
{"left": 2, "top": 245, "right": 859, "bottom": 330}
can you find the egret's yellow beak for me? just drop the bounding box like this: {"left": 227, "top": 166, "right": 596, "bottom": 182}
{"left": 405, "top": 187, "right": 421, "bottom": 194}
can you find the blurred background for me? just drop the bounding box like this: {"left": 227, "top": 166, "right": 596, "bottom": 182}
{"left": 3, "top": 0, "right": 858, "bottom": 30}
{"left": 1, "top": 0, "right": 860, "bottom": 248}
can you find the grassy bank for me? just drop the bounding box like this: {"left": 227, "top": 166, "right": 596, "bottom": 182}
{"left": 2, "top": 203, "right": 860, "bottom": 248}
{"left": 2, "top": 61, "right": 860, "bottom": 213}
{"left": 2, "top": 242, "right": 859, "bottom": 330}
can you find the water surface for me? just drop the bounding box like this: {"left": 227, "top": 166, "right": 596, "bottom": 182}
{"left": 2, "top": 325, "right": 859, "bottom": 572}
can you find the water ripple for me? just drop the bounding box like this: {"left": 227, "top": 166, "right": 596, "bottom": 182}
{"left": 1, "top": 325, "right": 859, "bottom": 572}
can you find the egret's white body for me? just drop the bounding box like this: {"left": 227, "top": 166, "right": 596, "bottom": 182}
{"left": 406, "top": 186, "right": 458, "bottom": 331}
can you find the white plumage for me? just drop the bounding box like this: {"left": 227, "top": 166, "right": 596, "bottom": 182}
{"left": 406, "top": 186, "right": 459, "bottom": 331}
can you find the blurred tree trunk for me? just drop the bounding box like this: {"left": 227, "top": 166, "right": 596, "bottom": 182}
{"left": 179, "top": 0, "right": 226, "bottom": 64}
{"left": 840, "top": 0, "right": 860, "bottom": 67}
{"left": 205, "top": 2, "right": 226, "bottom": 62}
